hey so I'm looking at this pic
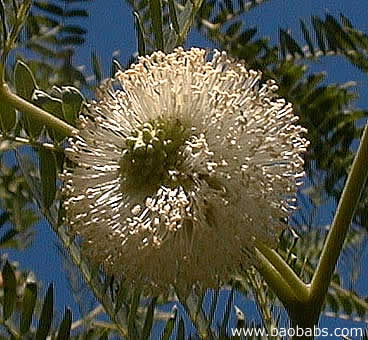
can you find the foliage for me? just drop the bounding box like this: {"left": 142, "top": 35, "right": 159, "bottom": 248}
{"left": 0, "top": 0, "right": 89, "bottom": 88}
{"left": 0, "top": 153, "right": 39, "bottom": 250}
{"left": 0, "top": 259, "right": 72, "bottom": 339}
{"left": 127, "top": 0, "right": 205, "bottom": 55}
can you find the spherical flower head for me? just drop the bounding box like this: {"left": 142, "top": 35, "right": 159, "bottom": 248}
{"left": 62, "top": 48, "right": 308, "bottom": 294}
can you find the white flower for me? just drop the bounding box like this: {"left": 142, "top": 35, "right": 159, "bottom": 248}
{"left": 62, "top": 48, "right": 308, "bottom": 293}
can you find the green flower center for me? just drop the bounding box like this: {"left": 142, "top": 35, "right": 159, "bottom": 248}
{"left": 119, "top": 118, "right": 190, "bottom": 196}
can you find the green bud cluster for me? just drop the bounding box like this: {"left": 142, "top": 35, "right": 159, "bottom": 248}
{"left": 119, "top": 118, "right": 189, "bottom": 195}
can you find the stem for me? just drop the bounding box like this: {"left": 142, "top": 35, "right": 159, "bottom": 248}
{"left": 245, "top": 269, "right": 280, "bottom": 338}
{"left": 254, "top": 248, "right": 300, "bottom": 307}
{"left": 0, "top": 134, "right": 65, "bottom": 152}
{"left": 277, "top": 248, "right": 368, "bottom": 317}
{"left": 0, "top": 64, "right": 4, "bottom": 84}
{"left": 255, "top": 241, "right": 310, "bottom": 304}
{"left": 255, "top": 122, "right": 368, "bottom": 335}
{"left": 309, "top": 122, "right": 368, "bottom": 312}
{"left": 14, "top": 150, "right": 128, "bottom": 338}
{"left": 0, "top": 0, "right": 32, "bottom": 83}
{"left": 71, "top": 305, "right": 106, "bottom": 330}
{"left": 175, "top": 0, "right": 204, "bottom": 46}
{"left": 40, "top": 207, "right": 129, "bottom": 337}
{"left": 0, "top": 83, "right": 77, "bottom": 137}
{"left": 0, "top": 319, "right": 21, "bottom": 339}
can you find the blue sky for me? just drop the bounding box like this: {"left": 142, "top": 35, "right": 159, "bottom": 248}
{"left": 2, "top": 0, "right": 368, "bottom": 338}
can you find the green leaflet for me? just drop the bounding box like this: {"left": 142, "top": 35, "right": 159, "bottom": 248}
{"left": 2, "top": 261, "right": 17, "bottom": 321}
{"left": 62, "top": 86, "right": 84, "bottom": 126}
{"left": 149, "top": 0, "right": 164, "bottom": 50}
{"left": 56, "top": 307, "right": 72, "bottom": 340}
{"left": 20, "top": 282, "right": 38, "bottom": 334}
{"left": 35, "top": 284, "right": 54, "bottom": 340}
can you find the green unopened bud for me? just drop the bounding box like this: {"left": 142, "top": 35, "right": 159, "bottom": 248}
{"left": 156, "top": 129, "right": 165, "bottom": 141}
{"left": 151, "top": 136, "right": 161, "bottom": 148}
{"left": 142, "top": 128, "right": 153, "bottom": 144}
{"left": 126, "top": 136, "right": 137, "bottom": 149}
{"left": 146, "top": 143, "right": 154, "bottom": 154}
{"left": 133, "top": 140, "right": 146, "bottom": 155}
{"left": 119, "top": 117, "right": 190, "bottom": 195}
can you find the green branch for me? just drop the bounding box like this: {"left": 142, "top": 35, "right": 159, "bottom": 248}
{"left": 255, "top": 122, "right": 368, "bottom": 331}
{"left": 0, "top": 83, "right": 77, "bottom": 137}
{"left": 277, "top": 248, "right": 368, "bottom": 317}
{"left": 255, "top": 248, "right": 300, "bottom": 306}
{"left": 255, "top": 241, "right": 310, "bottom": 304}
{"left": 309, "top": 122, "right": 368, "bottom": 305}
